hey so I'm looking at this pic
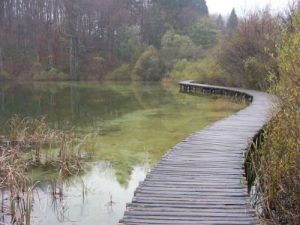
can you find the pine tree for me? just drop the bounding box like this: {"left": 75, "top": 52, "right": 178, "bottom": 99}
{"left": 216, "top": 14, "right": 225, "bottom": 29}
{"left": 151, "top": 0, "right": 208, "bottom": 31}
{"left": 153, "top": 0, "right": 208, "bottom": 16}
{"left": 195, "top": 0, "right": 209, "bottom": 16}
{"left": 227, "top": 8, "right": 238, "bottom": 29}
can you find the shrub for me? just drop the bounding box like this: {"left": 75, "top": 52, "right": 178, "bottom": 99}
{"left": 217, "top": 9, "right": 280, "bottom": 89}
{"left": 160, "top": 30, "right": 203, "bottom": 63}
{"left": 117, "top": 26, "right": 145, "bottom": 62}
{"left": 132, "top": 46, "right": 165, "bottom": 81}
{"left": 168, "top": 58, "right": 197, "bottom": 81}
{"left": 107, "top": 64, "right": 131, "bottom": 81}
{"left": 33, "top": 67, "right": 69, "bottom": 81}
{"left": 161, "top": 30, "right": 194, "bottom": 49}
{"left": 190, "top": 17, "right": 220, "bottom": 48}
{"left": 168, "top": 52, "right": 226, "bottom": 84}
{"left": 256, "top": 11, "right": 300, "bottom": 224}
{"left": 0, "top": 70, "right": 11, "bottom": 80}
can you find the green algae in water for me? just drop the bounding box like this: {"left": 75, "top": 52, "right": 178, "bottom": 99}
{"left": 0, "top": 82, "right": 245, "bottom": 225}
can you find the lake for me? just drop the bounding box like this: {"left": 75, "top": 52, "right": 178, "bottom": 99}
{"left": 0, "top": 82, "right": 244, "bottom": 225}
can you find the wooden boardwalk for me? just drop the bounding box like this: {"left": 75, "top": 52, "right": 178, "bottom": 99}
{"left": 119, "top": 81, "right": 274, "bottom": 225}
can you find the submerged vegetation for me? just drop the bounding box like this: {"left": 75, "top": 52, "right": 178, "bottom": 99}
{"left": 1, "top": 115, "right": 92, "bottom": 172}
{"left": 0, "top": 116, "right": 94, "bottom": 224}
{"left": 0, "top": 82, "right": 245, "bottom": 224}
{"left": 0, "top": 0, "right": 299, "bottom": 224}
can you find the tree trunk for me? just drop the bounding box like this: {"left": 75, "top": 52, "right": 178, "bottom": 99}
{"left": 69, "top": 36, "right": 78, "bottom": 80}
{"left": 48, "top": 41, "right": 54, "bottom": 70}
{"left": 69, "top": 38, "right": 74, "bottom": 79}
{"left": 1, "top": 87, "right": 4, "bottom": 112}
{"left": 0, "top": 47, "right": 3, "bottom": 74}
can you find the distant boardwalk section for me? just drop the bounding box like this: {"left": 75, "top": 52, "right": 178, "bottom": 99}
{"left": 120, "top": 81, "right": 274, "bottom": 225}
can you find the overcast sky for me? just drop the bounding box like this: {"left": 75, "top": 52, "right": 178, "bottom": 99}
{"left": 206, "top": 0, "right": 291, "bottom": 16}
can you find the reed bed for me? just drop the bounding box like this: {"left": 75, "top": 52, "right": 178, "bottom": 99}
{"left": 0, "top": 115, "right": 95, "bottom": 225}
{"left": 246, "top": 18, "right": 300, "bottom": 224}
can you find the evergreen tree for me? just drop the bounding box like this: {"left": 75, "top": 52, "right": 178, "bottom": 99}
{"left": 196, "top": 0, "right": 209, "bottom": 16}
{"left": 152, "top": 0, "right": 208, "bottom": 16}
{"left": 227, "top": 8, "right": 238, "bottom": 29}
{"left": 191, "top": 17, "right": 219, "bottom": 48}
{"left": 216, "top": 14, "right": 225, "bottom": 29}
{"left": 151, "top": 0, "right": 209, "bottom": 31}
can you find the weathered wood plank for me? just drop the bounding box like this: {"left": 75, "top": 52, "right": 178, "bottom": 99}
{"left": 119, "top": 81, "right": 274, "bottom": 225}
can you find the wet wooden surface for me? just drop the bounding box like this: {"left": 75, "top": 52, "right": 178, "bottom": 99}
{"left": 119, "top": 81, "right": 274, "bottom": 225}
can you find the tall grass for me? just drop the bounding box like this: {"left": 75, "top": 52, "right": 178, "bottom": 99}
{"left": 248, "top": 11, "right": 300, "bottom": 225}
{"left": 0, "top": 115, "right": 95, "bottom": 224}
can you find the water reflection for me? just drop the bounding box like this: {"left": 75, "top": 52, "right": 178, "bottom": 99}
{"left": 29, "top": 162, "right": 148, "bottom": 225}
{"left": 0, "top": 82, "right": 244, "bottom": 224}
{"left": 0, "top": 82, "right": 143, "bottom": 129}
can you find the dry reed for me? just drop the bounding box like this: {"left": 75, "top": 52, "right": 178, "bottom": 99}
{"left": 0, "top": 115, "right": 95, "bottom": 225}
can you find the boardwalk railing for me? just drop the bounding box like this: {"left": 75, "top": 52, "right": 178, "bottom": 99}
{"left": 119, "top": 81, "right": 274, "bottom": 225}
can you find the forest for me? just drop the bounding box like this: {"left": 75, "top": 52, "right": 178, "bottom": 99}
{"left": 0, "top": 0, "right": 299, "bottom": 224}
{"left": 0, "top": 0, "right": 232, "bottom": 81}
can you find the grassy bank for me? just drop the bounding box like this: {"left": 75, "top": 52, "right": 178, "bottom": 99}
{"left": 248, "top": 12, "right": 300, "bottom": 224}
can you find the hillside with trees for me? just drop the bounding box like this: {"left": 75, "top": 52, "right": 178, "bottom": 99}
{"left": 0, "top": 1, "right": 299, "bottom": 224}
{"left": 0, "top": 0, "right": 299, "bottom": 91}
{"left": 0, "top": 0, "right": 213, "bottom": 81}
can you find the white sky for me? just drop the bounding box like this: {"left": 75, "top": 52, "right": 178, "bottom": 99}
{"left": 206, "top": 0, "right": 292, "bottom": 16}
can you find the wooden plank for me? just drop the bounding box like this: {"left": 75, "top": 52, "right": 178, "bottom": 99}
{"left": 119, "top": 81, "right": 274, "bottom": 225}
